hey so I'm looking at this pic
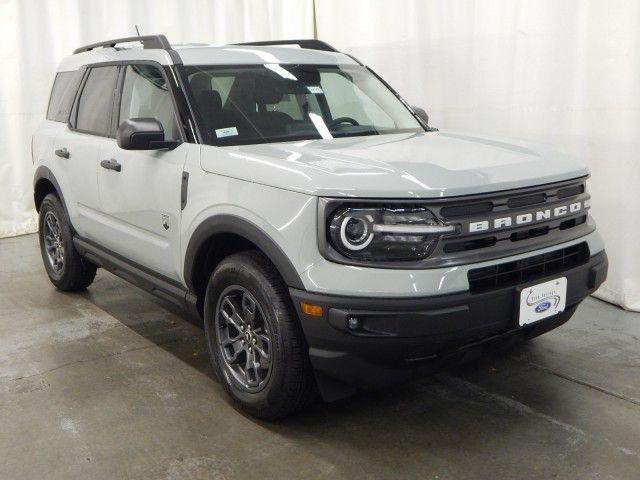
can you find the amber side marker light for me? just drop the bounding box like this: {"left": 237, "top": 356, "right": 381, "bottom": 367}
{"left": 300, "top": 302, "right": 323, "bottom": 317}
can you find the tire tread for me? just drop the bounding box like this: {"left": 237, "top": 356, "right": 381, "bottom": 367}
{"left": 206, "top": 250, "right": 316, "bottom": 419}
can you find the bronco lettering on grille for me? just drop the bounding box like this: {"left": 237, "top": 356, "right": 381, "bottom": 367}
{"left": 468, "top": 199, "right": 590, "bottom": 233}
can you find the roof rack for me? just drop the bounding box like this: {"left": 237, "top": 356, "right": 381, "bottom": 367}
{"left": 73, "top": 34, "right": 171, "bottom": 54}
{"left": 232, "top": 39, "right": 339, "bottom": 52}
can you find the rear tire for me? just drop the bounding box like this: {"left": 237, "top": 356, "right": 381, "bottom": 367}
{"left": 204, "top": 250, "right": 315, "bottom": 420}
{"left": 38, "top": 193, "right": 96, "bottom": 291}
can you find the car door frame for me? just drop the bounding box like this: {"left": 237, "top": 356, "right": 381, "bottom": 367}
{"left": 69, "top": 59, "right": 196, "bottom": 140}
{"left": 93, "top": 59, "right": 196, "bottom": 281}
{"left": 57, "top": 63, "right": 121, "bottom": 240}
{"left": 68, "top": 62, "right": 119, "bottom": 138}
{"left": 111, "top": 59, "right": 192, "bottom": 142}
{"left": 57, "top": 57, "right": 202, "bottom": 315}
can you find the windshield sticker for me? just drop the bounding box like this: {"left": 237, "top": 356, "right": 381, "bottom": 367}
{"left": 307, "top": 85, "right": 324, "bottom": 95}
{"left": 215, "top": 127, "right": 238, "bottom": 138}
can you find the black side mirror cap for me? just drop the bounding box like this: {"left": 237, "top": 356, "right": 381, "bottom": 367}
{"left": 412, "top": 106, "right": 429, "bottom": 125}
{"left": 412, "top": 106, "right": 438, "bottom": 131}
{"left": 117, "top": 118, "right": 180, "bottom": 150}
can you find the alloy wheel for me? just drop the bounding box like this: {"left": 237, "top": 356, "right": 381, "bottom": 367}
{"left": 215, "top": 286, "right": 273, "bottom": 392}
{"left": 43, "top": 211, "right": 64, "bottom": 273}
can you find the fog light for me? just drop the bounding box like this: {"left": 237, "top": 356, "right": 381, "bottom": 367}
{"left": 347, "top": 316, "right": 361, "bottom": 330}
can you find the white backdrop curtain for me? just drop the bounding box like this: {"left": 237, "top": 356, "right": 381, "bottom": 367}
{"left": 1, "top": 0, "right": 638, "bottom": 311}
{"left": 315, "top": 0, "right": 640, "bottom": 311}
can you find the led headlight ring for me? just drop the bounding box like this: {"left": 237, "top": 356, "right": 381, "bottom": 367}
{"left": 339, "top": 215, "right": 374, "bottom": 251}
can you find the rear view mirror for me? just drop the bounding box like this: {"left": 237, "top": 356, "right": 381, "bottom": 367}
{"left": 117, "top": 118, "right": 180, "bottom": 150}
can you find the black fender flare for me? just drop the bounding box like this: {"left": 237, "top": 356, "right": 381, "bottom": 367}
{"left": 33, "top": 165, "right": 69, "bottom": 217}
{"left": 184, "top": 215, "right": 305, "bottom": 291}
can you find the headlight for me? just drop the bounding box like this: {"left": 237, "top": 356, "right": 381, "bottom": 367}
{"left": 327, "top": 205, "right": 456, "bottom": 262}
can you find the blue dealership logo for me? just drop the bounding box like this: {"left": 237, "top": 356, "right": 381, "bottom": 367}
{"left": 535, "top": 301, "right": 552, "bottom": 313}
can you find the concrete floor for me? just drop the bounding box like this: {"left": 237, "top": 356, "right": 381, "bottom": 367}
{"left": 0, "top": 234, "right": 639, "bottom": 480}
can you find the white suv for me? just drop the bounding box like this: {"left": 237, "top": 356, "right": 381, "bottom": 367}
{"left": 33, "top": 35, "right": 607, "bottom": 419}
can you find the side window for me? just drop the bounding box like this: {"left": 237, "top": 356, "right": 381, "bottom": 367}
{"left": 119, "top": 64, "right": 180, "bottom": 140}
{"left": 47, "top": 71, "right": 81, "bottom": 122}
{"left": 75, "top": 66, "right": 119, "bottom": 136}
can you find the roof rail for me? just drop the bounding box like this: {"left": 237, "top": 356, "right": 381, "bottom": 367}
{"left": 232, "top": 39, "right": 339, "bottom": 52}
{"left": 73, "top": 34, "right": 171, "bottom": 54}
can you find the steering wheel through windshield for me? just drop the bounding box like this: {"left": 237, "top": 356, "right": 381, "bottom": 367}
{"left": 329, "top": 116, "right": 360, "bottom": 128}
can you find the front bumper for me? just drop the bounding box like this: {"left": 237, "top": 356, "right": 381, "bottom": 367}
{"left": 290, "top": 250, "right": 608, "bottom": 401}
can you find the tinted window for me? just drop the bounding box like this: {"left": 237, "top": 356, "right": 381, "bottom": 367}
{"left": 119, "top": 64, "right": 180, "bottom": 140}
{"left": 76, "top": 66, "right": 119, "bottom": 136}
{"left": 47, "top": 71, "right": 81, "bottom": 122}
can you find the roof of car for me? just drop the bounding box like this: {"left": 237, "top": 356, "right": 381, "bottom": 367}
{"left": 57, "top": 36, "right": 359, "bottom": 72}
{"left": 175, "top": 44, "right": 357, "bottom": 66}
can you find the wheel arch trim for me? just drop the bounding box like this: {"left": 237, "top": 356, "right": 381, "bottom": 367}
{"left": 184, "top": 215, "right": 305, "bottom": 292}
{"left": 33, "top": 166, "right": 69, "bottom": 216}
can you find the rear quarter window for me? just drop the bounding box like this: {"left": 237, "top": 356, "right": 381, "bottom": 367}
{"left": 46, "top": 71, "right": 81, "bottom": 123}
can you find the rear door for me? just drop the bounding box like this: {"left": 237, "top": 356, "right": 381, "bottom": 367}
{"left": 56, "top": 65, "right": 120, "bottom": 240}
{"left": 96, "top": 62, "right": 191, "bottom": 281}
{"left": 34, "top": 70, "right": 82, "bottom": 199}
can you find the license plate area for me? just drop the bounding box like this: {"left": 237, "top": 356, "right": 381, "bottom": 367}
{"left": 518, "top": 277, "right": 567, "bottom": 326}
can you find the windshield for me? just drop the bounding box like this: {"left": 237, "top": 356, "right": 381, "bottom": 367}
{"left": 184, "top": 64, "right": 424, "bottom": 146}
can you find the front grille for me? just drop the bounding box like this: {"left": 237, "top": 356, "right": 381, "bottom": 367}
{"left": 440, "top": 201, "right": 493, "bottom": 218}
{"left": 507, "top": 193, "right": 546, "bottom": 209}
{"left": 467, "top": 242, "right": 590, "bottom": 293}
{"left": 558, "top": 184, "right": 585, "bottom": 198}
{"left": 421, "top": 177, "right": 595, "bottom": 267}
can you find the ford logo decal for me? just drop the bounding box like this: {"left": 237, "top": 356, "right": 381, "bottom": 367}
{"left": 535, "top": 301, "right": 552, "bottom": 313}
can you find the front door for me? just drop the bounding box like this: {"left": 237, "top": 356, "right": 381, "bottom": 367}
{"left": 96, "top": 63, "right": 192, "bottom": 281}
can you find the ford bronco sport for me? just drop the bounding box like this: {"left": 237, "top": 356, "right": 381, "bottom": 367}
{"left": 32, "top": 35, "right": 608, "bottom": 419}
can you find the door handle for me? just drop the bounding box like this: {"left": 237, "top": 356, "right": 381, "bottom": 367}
{"left": 55, "top": 148, "right": 70, "bottom": 159}
{"left": 100, "top": 158, "right": 122, "bottom": 172}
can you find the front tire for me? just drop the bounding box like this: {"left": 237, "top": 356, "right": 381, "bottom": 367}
{"left": 38, "top": 193, "right": 96, "bottom": 291}
{"left": 204, "top": 251, "right": 315, "bottom": 419}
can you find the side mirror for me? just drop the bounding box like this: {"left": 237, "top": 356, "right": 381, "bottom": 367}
{"left": 117, "top": 118, "right": 180, "bottom": 150}
{"left": 412, "top": 106, "right": 429, "bottom": 125}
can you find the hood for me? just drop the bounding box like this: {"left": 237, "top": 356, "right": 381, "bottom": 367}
{"left": 200, "top": 130, "right": 589, "bottom": 198}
